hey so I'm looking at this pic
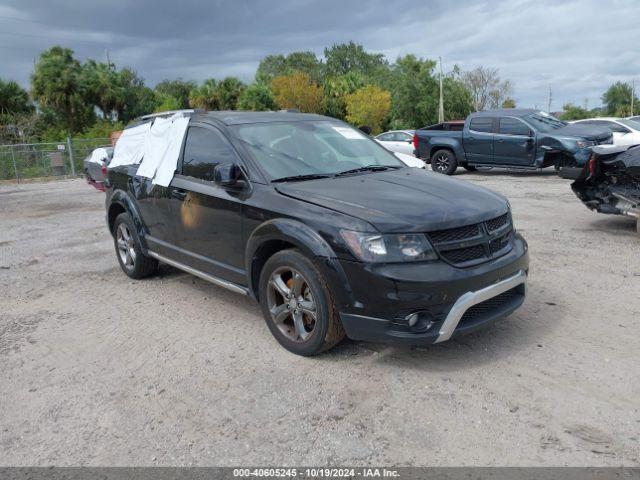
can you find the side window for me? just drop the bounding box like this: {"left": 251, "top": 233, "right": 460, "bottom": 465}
{"left": 469, "top": 117, "right": 494, "bottom": 133}
{"left": 606, "top": 122, "right": 630, "bottom": 134}
{"left": 377, "top": 133, "right": 392, "bottom": 141}
{"left": 181, "top": 126, "right": 237, "bottom": 181}
{"left": 397, "top": 132, "right": 412, "bottom": 142}
{"left": 499, "top": 118, "right": 530, "bottom": 136}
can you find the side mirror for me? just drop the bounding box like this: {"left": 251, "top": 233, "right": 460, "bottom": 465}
{"left": 407, "top": 139, "right": 413, "bottom": 144}
{"left": 214, "top": 163, "right": 242, "bottom": 187}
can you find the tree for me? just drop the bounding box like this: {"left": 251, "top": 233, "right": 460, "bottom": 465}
{"left": 345, "top": 85, "right": 391, "bottom": 134}
{"left": 462, "top": 66, "right": 512, "bottom": 111}
{"left": 385, "top": 55, "right": 438, "bottom": 129}
{"left": 238, "top": 83, "right": 276, "bottom": 111}
{"left": 324, "top": 42, "right": 387, "bottom": 78}
{"left": 189, "top": 78, "right": 219, "bottom": 110}
{"left": 154, "top": 79, "right": 196, "bottom": 109}
{"left": 154, "top": 95, "right": 182, "bottom": 112}
{"left": 0, "top": 79, "right": 32, "bottom": 116}
{"left": 81, "top": 60, "right": 123, "bottom": 120}
{"left": 31, "top": 46, "right": 94, "bottom": 132}
{"left": 256, "top": 51, "right": 323, "bottom": 84}
{"left": 501, "top": 98, "right": 516, "bottom": 108}
{"left": 216, "top": 77, "right": 246, "bottom": 110}
{"left": 559, "top": 103, "right": 592, "bottom": 121}
{"left": 442, "top": 66, "right": 474, "bottom": 121}
{"left": 271, "top": 72, "right": 324, "bottom": 113}
{"left": 323, "top": 71, "right": 366, "bottom": 119}
{"left": 116, "top": 68, "right": 158, "bottom": 122}
{"left": 602, "top": 81, "right": 638, "bottom": 116}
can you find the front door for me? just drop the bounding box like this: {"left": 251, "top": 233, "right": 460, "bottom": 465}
{"left": 493, "top": 117, "right": 535, "bottom": 166}
{"left": 167, "top": 124, "right": 247, "bottom": 286}
{"left": 464, "top": 116, "right": 494, "bottom": 164}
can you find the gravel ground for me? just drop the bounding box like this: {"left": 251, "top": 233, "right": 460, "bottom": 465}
{"left": 0, "top": 173, "right": 638, "bottom": 466}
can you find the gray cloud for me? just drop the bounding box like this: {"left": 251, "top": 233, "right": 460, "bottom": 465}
{"left": 0, "top": 0, "right": 638, "bottom": 109}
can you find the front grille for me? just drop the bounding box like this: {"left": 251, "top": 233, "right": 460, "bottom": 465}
{"left": 426, "top": 213, "right": 513, "bottom": 267}
{"left": 441, "top": 244, "right": 485, "bottom": 264}
{"left": 429, "top": 223, "right": 480, "bottom": 243}
{"left": 458, "top": 287, "right": 523, "bottom": 327}
{"left": 485, "top": 213, "right": 509, "bottom": 232}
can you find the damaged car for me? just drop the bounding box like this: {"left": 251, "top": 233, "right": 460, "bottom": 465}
{"left": 106, "top": 110, "right": 529, "bottom": 356}
{"left": 572, "top": 144, "right": 640, "bottom": 234}
{"left": 413, "top": 109, "right": 613, "bottom": 177}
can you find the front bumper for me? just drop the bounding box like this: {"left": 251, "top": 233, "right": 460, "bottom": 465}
{"left": 336, "top": 234, "right": 529, "bottom": 345}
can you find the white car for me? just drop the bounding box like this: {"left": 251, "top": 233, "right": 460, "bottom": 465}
{"left": 394, "top": 151, "right": 425, "bottom": 169}
{"left": 375, "top": 130, "right": 415, "bottom": 155}
{"left": 571, "top": 117, "right": 640, "bottom": 148}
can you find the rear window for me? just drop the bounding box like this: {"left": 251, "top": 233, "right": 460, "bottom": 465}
{"left": 469, "top": 117, "right": 494, "bottom": 133}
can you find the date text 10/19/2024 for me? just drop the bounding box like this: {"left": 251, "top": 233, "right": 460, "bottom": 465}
{"left": 233, "top": 468, "right": 401, "bottom": 478}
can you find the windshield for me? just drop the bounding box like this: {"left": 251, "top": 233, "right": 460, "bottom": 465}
{"left": 619, "top": 119, "right": 640, "bottom": 130}
{"left": 522, "top": 112, "right": 567, "bottom": 132}
{"left": 232, "top": 120, "right": 403, "bottom": 180}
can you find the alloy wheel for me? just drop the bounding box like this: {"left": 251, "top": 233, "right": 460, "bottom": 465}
{"left": 433, "top": 154, "right": 450, "bottom": 172}
{"left": 116, "top": 223, "right": 137, "bottom": 270}
{"left": 266, "top": 267, "right": 317, "bottom": 342}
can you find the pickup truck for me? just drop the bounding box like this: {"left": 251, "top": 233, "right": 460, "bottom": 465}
{"left": 413, "top": 109, "right": 613, "bottom": 175}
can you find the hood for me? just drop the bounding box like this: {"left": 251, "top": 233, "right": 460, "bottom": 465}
{"left": 548, "top": 123, "right": 612, "bottom": 142}
{"left": 275, "top": 169, "right": 508, "bottom": 233}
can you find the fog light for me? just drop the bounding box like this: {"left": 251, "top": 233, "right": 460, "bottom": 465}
{"left": 406, "top": 313, "right": 420, "bottom": 327}
{"left": 403, "top": 311, "right": 436, "bottom": 332}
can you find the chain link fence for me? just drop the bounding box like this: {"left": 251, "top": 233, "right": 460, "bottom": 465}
{"left": 0, "top": 137, "right": 111, "bottom": 182}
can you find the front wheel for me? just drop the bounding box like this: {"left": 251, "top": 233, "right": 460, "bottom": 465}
{"left": 258, "top": 249, "right": 345, "bottom": 356}
{"left": 113, "top": 212, "right": 158, "bottom": 279}
{"left": 431, "top": 149, "right": 458, "bottom": 175}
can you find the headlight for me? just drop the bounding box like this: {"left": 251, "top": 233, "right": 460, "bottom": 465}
{"left": 340, "top": 230, "right": 438, "bottom": 262}
{"left": 576, "top": 139, "right": 596, "bottom": 149}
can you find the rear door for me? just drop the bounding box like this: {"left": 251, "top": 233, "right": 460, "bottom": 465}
{"left": 493, "top": 117, "right": 535, "bottom": 166}
{"left": 464, "top": 117, "right": 494, "bottom": 163}
{"left": 168, "top": 123, "right": 246, "bottom": 285}
{"left": 391, "top": 131, "right": 415, "bottom": 154}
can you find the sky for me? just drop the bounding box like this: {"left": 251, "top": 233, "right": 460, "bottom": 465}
{"left": 0, "top": 0, "right": 638, "bottom": 110}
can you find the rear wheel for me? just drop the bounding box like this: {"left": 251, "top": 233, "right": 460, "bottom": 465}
{"left": 258, "top": 249, "right": 345, "bottom": 356}
{"left": 431, "top": 149, "right": 458, "bottom": 175}
{"left": 113, "top": 212, "right": 158, "bottom": 279}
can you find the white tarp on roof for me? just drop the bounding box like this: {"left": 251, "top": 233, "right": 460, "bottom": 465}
{"left": 107, "top": 112, "right": 190, "bottom": 187}
{"left": 108, "top": 122, "right": 150, "bottom": 169}
{"left": 137, "top": 114, "right": 189, "bottom": 187}
{"left": 88, "top": 147, "right": 110, "bottom": 165}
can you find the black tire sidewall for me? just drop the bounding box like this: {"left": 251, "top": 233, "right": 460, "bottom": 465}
{"left": 113, "top": 212, "right": 149, "bottom": 279}
{"left": 258, "top": 250, "right": 333, "bottom": 356}
{"left": 431, "top": 149, "right": 458, "bottom": 175}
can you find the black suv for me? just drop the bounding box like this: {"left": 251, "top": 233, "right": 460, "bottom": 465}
{"left": 106, "top": 111, "right": 529, "bottom": 355}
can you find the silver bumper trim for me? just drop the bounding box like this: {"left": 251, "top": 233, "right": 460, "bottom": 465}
{"left": 434, "top": 269, "right": 527, "bottom": 343}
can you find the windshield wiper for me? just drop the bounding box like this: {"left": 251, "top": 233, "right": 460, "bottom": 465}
{"left": 335, "top": 165, "right": 401, "bottom": 176}
{"left": 272, "top": 173, "right": 334, "bottom": 183}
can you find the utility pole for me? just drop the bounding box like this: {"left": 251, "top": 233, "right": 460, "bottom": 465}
{"left": 438, "top": 57, "right": 444, "bottom": 123}
{"left": 632, "top": 79, "right": 635, "bottom": 116}
{"left": 547, "top": 85, "right": 552, "bottom": 113}
{"left": 105, "top": 48, "right": 112, "bottom": 69}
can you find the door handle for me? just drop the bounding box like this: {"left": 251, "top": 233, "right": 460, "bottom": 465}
{"left": 497, "top": 139, "right": 504, "bottom": 143}
{"left": 171, "top": 189, "right": 187, "bottom": 200}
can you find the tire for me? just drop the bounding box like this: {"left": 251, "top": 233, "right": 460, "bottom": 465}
{"left": 113, "top": 212, "right": 158, "bottom": 279}
{"left": 463, "top": 164, "right": 477, "bottom": 172}
{"left": 258, "top": 249, "right": 345, "bottom": 356}
{"left": 431, "top": 149, "right": 458, "bottom": 175}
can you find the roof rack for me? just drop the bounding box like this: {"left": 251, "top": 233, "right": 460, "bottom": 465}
{"left": 138, "top": 109, "right": 204, "bottom": 120}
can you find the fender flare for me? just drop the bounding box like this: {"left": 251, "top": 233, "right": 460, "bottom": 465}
{"left": 245, "top": 218, "right": 354, "bottom": 305}
{"left": 107, "top": 189, "right": 149, "bottom": 251}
